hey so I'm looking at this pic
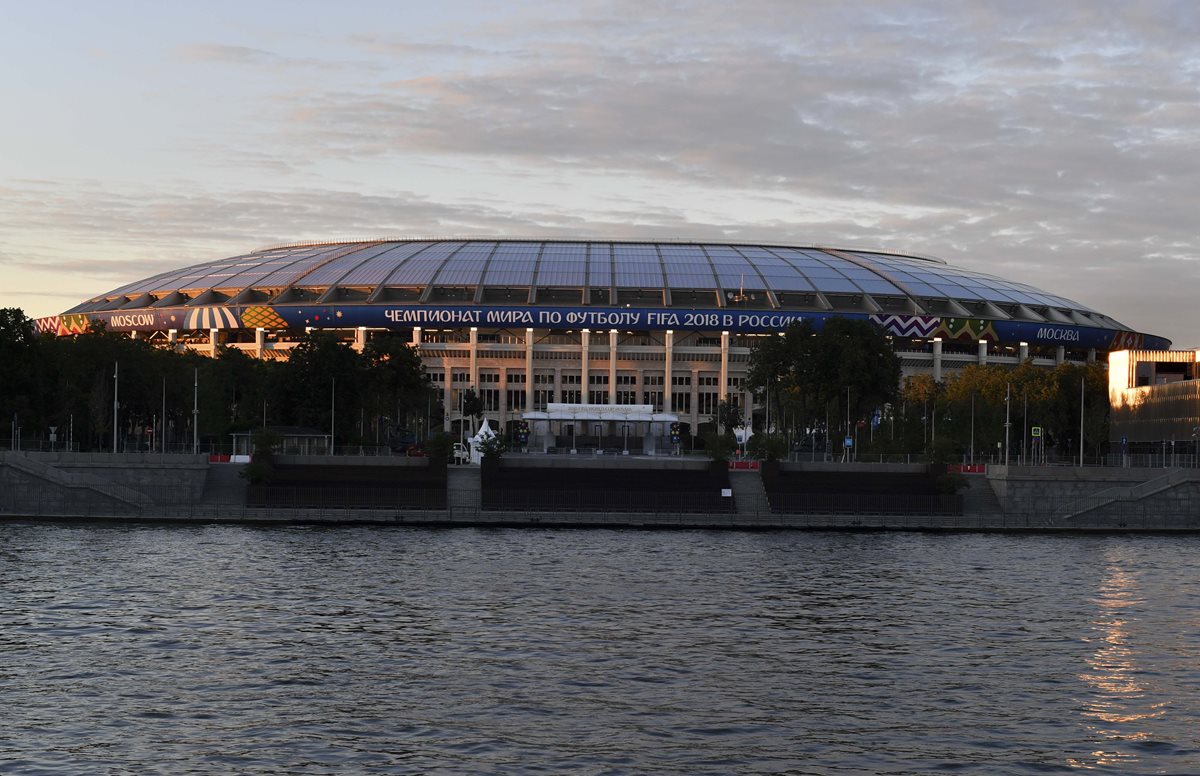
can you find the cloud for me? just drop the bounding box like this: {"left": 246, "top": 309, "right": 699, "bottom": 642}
{"left": 3, "top": 0, "right": 1198, "bottom": 342}
{"left": 177, "top": 43, "right": 285, "bottom": 66}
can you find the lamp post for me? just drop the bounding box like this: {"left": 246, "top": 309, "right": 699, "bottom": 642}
{"left": 969, "top": 392, "right": 975, "bottom": 465}
{"left": 1078, "top": 375, "right": 1085, "bottom": 467}
{"left": 112, "top": 361, "right": 119, "bottom": 454}
{"left": 192, "top": 368, "right": 199, "bottom": 455}
{"left": 1003, "top": 382, "right": 1011, "bottom": 467}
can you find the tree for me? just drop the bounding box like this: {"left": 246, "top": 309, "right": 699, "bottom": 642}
{"left": 460, "top": 388, "right": 484, "bottom": 434}
{"left": 365, "top": 334, "right": 435, "bottom": 438}
{"left": 746, "top": 317, "right": 900, "bottom": 447}
{"left": 280, "top": 331, "right": 365, "bottom": 443}
{"left": 716, "top": 395, "right": 743, "bottom": 436}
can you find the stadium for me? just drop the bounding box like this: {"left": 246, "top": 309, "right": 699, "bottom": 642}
{"left": 38, "top": 238, "right": 1170, "bottom": 444}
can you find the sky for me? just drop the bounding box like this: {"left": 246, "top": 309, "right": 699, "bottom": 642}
{"left": 1, "top": 0, "right": 1198, "bottom": 346}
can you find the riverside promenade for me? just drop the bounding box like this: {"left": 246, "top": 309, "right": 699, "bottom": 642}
{"left": 3, "top": 451, "right": 1200, "bottom": 531}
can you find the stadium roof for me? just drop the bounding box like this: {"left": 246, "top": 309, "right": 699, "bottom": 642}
{"left": 68, "top": 238, "right": 1124, "bottom": 329}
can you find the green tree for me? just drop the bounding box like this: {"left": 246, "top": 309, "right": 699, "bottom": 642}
{"left": 280, "top": 331, "right": 365, "bottom": 445}
{"left": 460, "top": 388, "right": 484, "bottom": 434}
{"left": 365, "top": 334, "right": 436, "bottom": 438}
{"left": 746, "top": 317, "right": 900, "bottom": 447}
{"left": 716, "top": 395, "right": 743, "bottom": 436}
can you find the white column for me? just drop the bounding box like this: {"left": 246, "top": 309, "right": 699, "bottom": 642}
{"left": 664, "top": 330, "right": 674, "bottom": 409}
{"left": 932, "top": 337, "right": 943, "bottom": 382}
{"left": 977, "top": 339, "right": 988, "bottom": 365}
{"left": 580, "top": 329, "right": 590, "bottom": 403}
{"left": 499, "top": 369, "right": 508, "bottom": 430}
{"left": 690, "top": 367, "right": 700, "bottom": 431}
{"left": 412, "top": 326, "right": 422, "bottom": 347}
{"left": 525, "top": 328, "right": 535, "bottom": 412}
{"left": 1019, "top": 341, "right": 1029, "bottom": 362}
{"left": 353, "top": 326, "right": 366, "bottom": 353}
{"left": 608, "top": 329, "right": 618, "bottom": 405}
{"left": 719, "top": 331, "right": 730, "bottom": 402}
{"left": 1087, "top": 348, "right": 1096, "bottom": 363}
{"left": 469, "top": 327, "right": 479, "bottom": 387}
{"left": 168, "top": 329, "right": 178, "bottom": 352}
{"left": 1056, "top": 345, "right": 1065, "bottom": 365}
{"left": 255, "top": 327, "right": 266, "bottom": 359}
{"left": 130, "top": 330, "right": 140, "bottom": 341}
{"left": 209, "top": 328, "right": 219, "bottom": 358}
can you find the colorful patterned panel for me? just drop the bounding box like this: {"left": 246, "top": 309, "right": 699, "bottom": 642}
{"left": 1109, "top": 331, "right": 1146, "bottom": 350}
{"left": 58, "top": 314, "right": 91, "bottom": 336}
{"left": 34, "top": 316, "right": 59, "bottom": 335}
{"left": 184, "top": 306, "right": 240, "bottom": 330}
{"left": 935, "top": 317, "right": 998, "bottom": 342}
{"left": 241, "top": 306, "right": 288, "bottom": 329}
{"left": 868, "top": 314, "right": 940, "bottom": 338}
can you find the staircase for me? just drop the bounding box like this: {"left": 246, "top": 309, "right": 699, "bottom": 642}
{"left": 1060, "top": 468, "right": 1200, "bottom": 522}
{"left": 729, "top": 470, "right": 770, "bottom": 518}
{"left": 1, "top": 451, "right": 153, "bottom": 509}
{"left": 961, "top": 475, "right": 1004, "bottom": 519}
{"left": 447, "top": 466, "right": 480, "bottom": 519}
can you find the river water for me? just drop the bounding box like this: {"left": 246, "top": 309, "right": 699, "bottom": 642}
{"left": 1, "top": 525, "right": 1197, "bottom": 775}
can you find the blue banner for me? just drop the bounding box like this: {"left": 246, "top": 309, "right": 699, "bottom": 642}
{"left": 85, "top": 303, "right": 1171, "bottom": 350}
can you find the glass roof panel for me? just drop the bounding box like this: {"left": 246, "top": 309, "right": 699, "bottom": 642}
{"left": 300, "top": 243, "right": 399, "bottom": 286}
{"left": 936, "top": 284, "right": 982, "bottom": 300}
{"left": 904, "top": 282, "right": 942, "bottom": 297}
{"left": 383, "top": 241, "right": 465, "bottom": 286}
{"left": 249, "top": 245, "right": 356, "bottom": 288}
{"left": 666, "top": 273, "right": 717, "bottom": 287}
{"left": 809, "top": 277, "right": 861, "bottom": 293}
{"left": 855, "top": 279, "right": 903, "bottom": 294}
{"left": 763, "top": 275, "right": 814, "bottom": 292}
{"left": 714, "top": 269, "right": 767, "bottom": 289}
{"left": 335, "top": 242, "right": 434, "bottom": 286}
{"left": 191, "top": 249, "right": 325, "bottom": 289}
{"left": 665, "top": 266, "right": 716, "bottom": 286}
{"left": 589, "top": 245, "right": 612, "bottom": 286}
{"left": 483, "top": 243, "right": 538, "bottom": 285}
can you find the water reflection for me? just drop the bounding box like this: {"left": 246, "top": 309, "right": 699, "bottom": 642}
{"left": 2, "top": 527, "right": 1198, "bottom": 774}
{"left": 1072, "top": 551, "right": 1167, "bottom": 770}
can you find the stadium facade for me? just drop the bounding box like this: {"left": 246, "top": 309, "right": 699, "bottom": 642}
{"left": 39, "top": 238, "right": 1170, "bottom": 438}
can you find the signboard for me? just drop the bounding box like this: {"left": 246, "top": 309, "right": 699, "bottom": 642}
{"left": 1031, "top": 426, "right": 1042, "bottom": 438}
{"left": 64, "top": 304, "right": 1173, "bottom": 349}
{"left": 844, "top": 436, "right": 854, "bottom": 447}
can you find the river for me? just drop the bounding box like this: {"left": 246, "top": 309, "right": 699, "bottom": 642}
{"left": 1, "top": 525, "right": 1197, "bottom": 774}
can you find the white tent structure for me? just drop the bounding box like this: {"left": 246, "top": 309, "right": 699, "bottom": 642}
{"left": 469, "top": 418, "right": 498, "bottom": 464}
{"left": 733, "top": 425, "right": 754, "bottom": 447}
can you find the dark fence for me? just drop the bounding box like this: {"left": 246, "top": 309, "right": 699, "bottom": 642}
{"left": 767, "top": 493, "right": 962, "bottom": 515}
{"left": 482, "top": 488, "right": 735, "bottom": 514}
{"left": 246, "top": 485, "right": 446, "bottom": 510}
{"left": 482, "top": 465, "right": 732, "bottom": 514}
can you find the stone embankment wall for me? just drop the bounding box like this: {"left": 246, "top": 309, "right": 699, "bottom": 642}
{"left": 0, "top": 452, "right": 209, "bottom": 513}
{"left": 988, "top": 465, "right": 1200, "bottom": 526}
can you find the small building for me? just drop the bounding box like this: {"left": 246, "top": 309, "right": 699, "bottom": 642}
{"left": 1109, "top": 350, "right": 1200, "bottom": 448}
{"left": 230, "top": 426, "right": 331, "bottom": 459}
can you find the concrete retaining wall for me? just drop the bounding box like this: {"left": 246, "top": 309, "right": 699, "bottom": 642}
{"left": 988, "top": 465, "right": 1200, "bottom": 525}
{"left": 1, "top": 460, "right": 136, "bottom": 514}
{"left": 30, "top": 453, "right": 209, "bottom": 504}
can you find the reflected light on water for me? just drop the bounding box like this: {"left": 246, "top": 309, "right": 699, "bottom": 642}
{"left": 1071, "top": 554, "right": 1167, "bottom": 770}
